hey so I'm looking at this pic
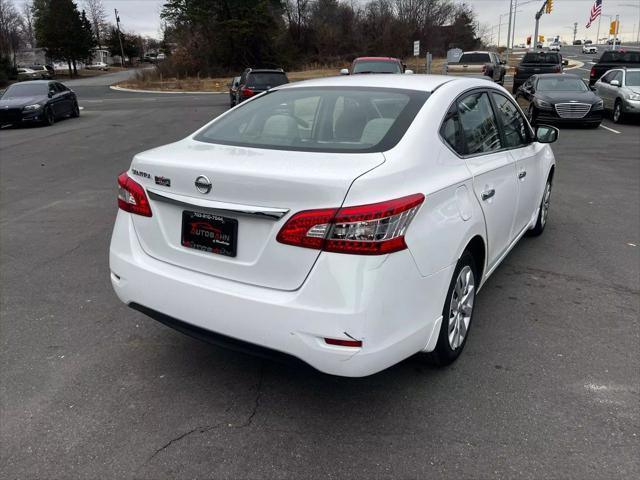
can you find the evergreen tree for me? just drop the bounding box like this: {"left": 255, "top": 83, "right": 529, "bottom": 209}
{"left": 33, "top": 0, "right": 94, "bottom": 77}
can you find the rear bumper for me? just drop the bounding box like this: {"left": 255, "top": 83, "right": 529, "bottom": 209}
{"left": 109, "top": 212, "right": 451, "bottom": 377}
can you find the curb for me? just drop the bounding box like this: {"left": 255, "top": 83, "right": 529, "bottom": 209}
{"left": 565, "top": 60, "right": 584, "bottom": 70}
{"left": 109, "top": 85, "right": 225, "bottom": 95}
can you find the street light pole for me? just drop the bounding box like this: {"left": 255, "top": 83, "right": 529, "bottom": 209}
{"left": 506, "top": 0, "right": 514, "bottom": 63}
{"left": 114, "top": 8, "right": 125, "bottom": 68}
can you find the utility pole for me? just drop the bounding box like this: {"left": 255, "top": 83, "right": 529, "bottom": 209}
{"left": 620, "top": 3, "right": 640, "bottom": 44}
{"left": 613, "top": 14, "right": 619, "bottom": 50}
{"left": 114, "top": 8, "right": 125, "bottom": 68}
{"left": 511, "top": 0, "right": 519, "bottom": 52}
{"left": 573, "top": 22, "right": 578, "bottom": 44}
{"left": 506, "top": 0, "right": 514, "bottom": 63}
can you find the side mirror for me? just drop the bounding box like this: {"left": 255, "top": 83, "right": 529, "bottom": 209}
{"left": 535, "top": 125, "right": 559, "bottom": 144}
{"left": 404, "top": 69, "right": 414, "bottom": 74}
{"left": 339, "top": 68, "right": 349, "bottom": 75}
{"left": 610, "top": 80, "right": 620, "bottom": 87}
{"left": 562, "top": 59, "right": 568, "bottom": 66}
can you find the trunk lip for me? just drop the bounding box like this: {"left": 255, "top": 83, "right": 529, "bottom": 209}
{"left": 147, "top": 188, "right": 290, "bottom": 220}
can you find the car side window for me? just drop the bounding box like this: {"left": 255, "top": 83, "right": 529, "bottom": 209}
{"left": 611, "top": 71, "right": 623, "bottom": 83}
{"left": 456, "top": 92, "right": 502, "bottom": 155}
{"left": 440, "top": 104, "right": 465, "bottom": 155}
{"left": 600, "top": 71, "right": 614, "bottom": 83}
{"left": 56, "top": 83, "right": 68, "bottom": 92}
{"left": 491, "top": 93, "right": 531, "bottom": 149}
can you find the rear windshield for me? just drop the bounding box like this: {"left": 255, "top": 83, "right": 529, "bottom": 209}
{"left": 352, "top": 60, "right": 402, "bottom": 74}
{"left": 459, "top": 53, "right": 491, "bottom": 64}
{"left": 246, "top": 72, "right": 288, "bottom": 88}
{"left": 1, "top": 83, "right": 47, "bottom": 98}
{"left": 599, "top": 51, "right": 640, "bottom": 63}
{"left": 522, "top": 53, "right": 560, "bottom": 64}
{"left": 537, "top": 76, "right": 588, "bottom": 92}
{"left": 194, "top": 87, "right": 429, "bottom": 153}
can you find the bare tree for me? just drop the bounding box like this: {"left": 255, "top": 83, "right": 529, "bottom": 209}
{"left": 0, "top": 0, "right": 25, "bottom": 65}
{"left": 83, "top": 0, "right": 107, "bottom": 46}
{"left": 21, "top": 0, "right": 35, "bottom": 48}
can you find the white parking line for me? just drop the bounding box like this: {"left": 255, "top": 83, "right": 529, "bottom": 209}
{"left": 599, "top": 124, "right": 621, "bottom": 134}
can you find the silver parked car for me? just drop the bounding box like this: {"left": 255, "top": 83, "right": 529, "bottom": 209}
{"left": 593, "top": 68, "right": 640, "bottom": 123}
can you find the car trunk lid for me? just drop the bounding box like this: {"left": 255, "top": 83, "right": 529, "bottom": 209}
{"left": 129, "top": 139, "right": 385, "bottom": 291}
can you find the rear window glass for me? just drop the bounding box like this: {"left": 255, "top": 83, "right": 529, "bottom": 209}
{"left": 522, "top": 53, "right": 560, "bottom": 64}
{"left": 599, "top": 51, "right": 640, "bottom": 63}
{"left": 459, "top": 53, "right": 492, "bottom": 64}
{"left": 352, "top": 60, "right": 402, "bottom": 74}
{"left": 246, "top": 72, "right": 288, "bottom": 88}
{"left": 194, "top": 87, "right": 429, "bottom": 153}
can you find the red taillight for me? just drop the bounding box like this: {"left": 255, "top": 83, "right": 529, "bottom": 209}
{"left": 324, "top": 338, "right": 362, "bottom": 348}
{"left": 590, "top": 67, "right": 596, "bottom": 77}
{"left": 241, "top": 87, "right": 255, "bottom": 98}
{"left": 276, "top": 193, "right": 424, "bottom": 255}
{"left": 117, "top": 172, "right": 152, "bottom": 217}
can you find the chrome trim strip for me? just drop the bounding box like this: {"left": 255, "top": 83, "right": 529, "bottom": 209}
{"left": 147, "top": 188, "right": 289, "bottom": 220}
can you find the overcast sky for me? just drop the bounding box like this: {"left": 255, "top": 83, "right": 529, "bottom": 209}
{"left": 12, "top": 0, "right": 640, "bottom": 43}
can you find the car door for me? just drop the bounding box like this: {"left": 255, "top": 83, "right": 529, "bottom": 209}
{"left": 56, "top": 83, "right": 74, "bottom": 113}
{"left": 457, "top": 91, "right": 519, "bottom": 268}
{"left": 515, "top": 77, "right": 535, "bottom": 111}
{"left": 596, "top": 71, "right": 616, "bottom": 109}
{"left": 606, "top": 70, "right": 624, "bottom": 109}
{"left": 490, "top": 92, "right": 543, "bottom": 236}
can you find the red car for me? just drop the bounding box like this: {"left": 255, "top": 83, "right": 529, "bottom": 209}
{"left": 341, "top": 57, "right": 410, "bottom": 75}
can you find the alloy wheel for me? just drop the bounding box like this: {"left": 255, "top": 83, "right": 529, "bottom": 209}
{"left": 613, "top": 103, "right": 621, "bottom": 123}
{"left": 540, "top": 181, "right": 552, "bottom": 227}
{"left": 447, "top": 265, "right": 475, "bottom": 350}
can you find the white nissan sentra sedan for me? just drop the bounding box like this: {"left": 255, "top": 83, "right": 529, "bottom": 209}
{"left": 110, "top": 75, "right": 557, "bottom": 377}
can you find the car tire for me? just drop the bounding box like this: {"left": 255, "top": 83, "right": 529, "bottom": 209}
{"left": 613, "top": 100, "right": 624, "bottom": 124}
{"left": 71, "top": 101, "right": 80, "bottom": 118}
{"left": 43, "top": 107, "right": 55, "bottom": 126}
{"left": 426, "top": 251, "right": 477, "bottom": 367}
{"left": 527, "top": 176, "right": 552, "bottom": 237}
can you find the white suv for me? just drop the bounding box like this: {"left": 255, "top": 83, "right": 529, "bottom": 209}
{"left": 110, "top": 75, "right": 557, "bottom": 377}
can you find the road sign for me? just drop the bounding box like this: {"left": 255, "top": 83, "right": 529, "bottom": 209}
{"left": 413, "top": 40, "right": 420, "bottom": 57}
{"left": 610, "top": 20, "right": 619, "bottom": 35}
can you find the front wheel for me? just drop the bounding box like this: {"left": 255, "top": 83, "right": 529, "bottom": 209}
{"left": 613, "top": 100, "right": 624, "bottom": 124}
{"left": 71, "top": 101, "right": 80, "bottom": 118}
{"left": 528, "top": 177, "right": 552, "bottom": 237}
{"left": 427, "top": 252, "right": 477, "bottom": 367}
{"left": 43, "top": 107, "right": 55, "bottom": 126}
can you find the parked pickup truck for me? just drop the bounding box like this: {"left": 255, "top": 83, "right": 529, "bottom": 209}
{"left": 512, "top": 51, "right": 567, "bottom": 93}
{"left": 446, "top": 51, "right": 506, "bottom": 84}
{"left": 589, "top": 50, "right": 640, "bottom": 86}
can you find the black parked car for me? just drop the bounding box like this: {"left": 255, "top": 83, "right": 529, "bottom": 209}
{"left": 234, "top": 68, "right": 289, "bottom": 104}
{"left": 515, "top": 74, "right": 603, "bottom": 127}
{"left": 513, "top": 51, "right": 568, "bottom": 93}
{"left": 589, "top": 50, "right": 640, "bottom": 86}
{"left": 0, "top": 80, "right": 79, "bottom": 127}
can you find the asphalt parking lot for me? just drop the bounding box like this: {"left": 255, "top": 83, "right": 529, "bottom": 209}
{"left": 1, "top": 69, "right": 639, "bottom": 479}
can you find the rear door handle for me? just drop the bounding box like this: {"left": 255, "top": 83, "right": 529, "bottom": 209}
{"left": 518, "top": 171, "right": 527, "bottom": 179}
{"left": 481, "top": 189, "right": 495, "bottom": 201}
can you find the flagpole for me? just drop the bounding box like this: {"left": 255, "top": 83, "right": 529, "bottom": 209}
{"left": 596, "top": 0, "right": 602, "bottom": 44}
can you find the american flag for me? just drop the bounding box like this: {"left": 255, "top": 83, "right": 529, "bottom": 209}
{"left": 586, "top": 0, "right": 603, "bottom": 28}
